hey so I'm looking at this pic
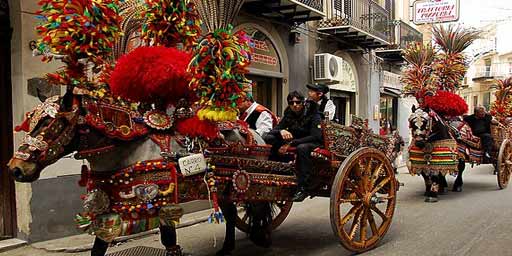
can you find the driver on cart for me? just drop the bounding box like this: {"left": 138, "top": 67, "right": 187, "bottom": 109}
{"left": 464, "top": 105, "right": 497, "bottom": 161}
{"left": 237, "top": 91, "right": 277, "bottom": 137}
{"left": 263, "top": 91, "right": 323, "bottom": 202}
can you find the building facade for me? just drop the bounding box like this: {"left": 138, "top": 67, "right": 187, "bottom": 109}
{"left": 459, "top": 21, "right": 512, "bottom": 114}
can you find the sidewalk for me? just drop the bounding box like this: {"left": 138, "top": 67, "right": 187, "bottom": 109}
{"left": 0, "top": 208, "right": 212, "bottom": 256}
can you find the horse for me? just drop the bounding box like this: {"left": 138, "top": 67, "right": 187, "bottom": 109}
{"left": 7, "top": 91, "right": 274, "bottom": 256}
{"left": 408, "top": 106, "right": 465, "bottom": 202}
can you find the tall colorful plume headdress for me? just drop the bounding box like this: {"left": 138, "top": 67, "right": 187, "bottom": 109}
{"left": 140, "top": 0, "right": 202, "bottom": 51}
{"left": 431, "top": 25, "right": 479, "bottom": 92}
{"left": 401, "top": 25, "right": 478, "bottom": 115}
{"left": 35, "top": 0, "right": 124, "bottom": 89}
{"left": 188, "top": 0, "right": 253, "bottom": 122}
{"left": 490, "top": 77, "right": 512, "bottom": 123}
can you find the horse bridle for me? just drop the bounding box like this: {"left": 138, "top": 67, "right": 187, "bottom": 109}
{"left": 14, "top": 97, "right": 79, "bottom": 165}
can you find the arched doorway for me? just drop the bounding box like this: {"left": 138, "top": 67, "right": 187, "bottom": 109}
{"left": 0, "top": 0, "right": 16, "bottom": 239}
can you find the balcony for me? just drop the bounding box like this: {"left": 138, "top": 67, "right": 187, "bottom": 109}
{"left": 472, "top": 64, "right": 512, "bottom": 81}
{"left": 242, "top": 0, "right": 326, "bottom": 24}
{"left": 318, "top": 0, "right": 391, "bottom": 49}
{"left": 375, "top": 20, "right": 423, "bottom": 63}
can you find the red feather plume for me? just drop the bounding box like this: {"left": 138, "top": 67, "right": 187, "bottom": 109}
{"left": 175, "top": 116, "right": 220, "bottom": 141}
{"left": 424, "top": 91, "right": 468, "bottom": 117}
{"left": 109, "top": 46, "right": 192, "bottom": 106}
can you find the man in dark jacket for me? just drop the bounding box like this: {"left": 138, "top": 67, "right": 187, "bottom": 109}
{"left": 464, "top": 105, "right": 496, "bottom": 159}
{"left": 264, "top": 91, "right": 323, "bottom": 201}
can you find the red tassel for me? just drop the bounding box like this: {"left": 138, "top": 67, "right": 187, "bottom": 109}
{"left": 15, "top": 117, "right": 31, "bottom": 132}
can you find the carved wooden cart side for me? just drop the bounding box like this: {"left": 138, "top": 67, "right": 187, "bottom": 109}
{"left": 208, "top": 118, "right": 400, "bottom": 253}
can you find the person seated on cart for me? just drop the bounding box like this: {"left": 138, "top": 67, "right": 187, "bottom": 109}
{"left": 307, "top": 83, "right": 336, "bottom": 121}
{"left": 464, "top": 105, "right": 497, "bottom": 160}
{"left": 263, "top": 91, "right": 323, "bottom": 202}
{"left": 237, "top": 91, "right": 277, "bottom": 137}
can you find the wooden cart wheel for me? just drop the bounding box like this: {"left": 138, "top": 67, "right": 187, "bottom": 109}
{"left": 330, "top": 147, "right": 397, "bottom": 253}
{"left": 497, "top": 139, "right": 512, "bottom": 189}
{"left": 235, "top": 201, "right": 293, "bottom": 233}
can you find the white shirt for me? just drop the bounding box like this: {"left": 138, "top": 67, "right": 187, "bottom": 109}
{"left": 318, "top": 99, "right": 336, "bottom": 121}
{"left": 243, "top": 102, "right": 273, "bottom": 136}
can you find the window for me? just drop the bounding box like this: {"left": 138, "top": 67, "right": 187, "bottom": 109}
{"left": 484, "top": 59, "right": 491, "bottom": 77}
{"left": 473, "top": 96, "right": 478, "bottom": 109}
{"left": 483, "top": 92, "right": 491, "bottom": 111}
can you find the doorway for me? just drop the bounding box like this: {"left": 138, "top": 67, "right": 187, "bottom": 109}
{"left": 0, "top": 0, "right": 17, "bottom": 240}
{"left": 247, "top": 74, "right": 277, "bottom": 112}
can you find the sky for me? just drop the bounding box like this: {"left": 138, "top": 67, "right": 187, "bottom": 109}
{"left": 458, "top": 0, "right": 512, "bottom": 27}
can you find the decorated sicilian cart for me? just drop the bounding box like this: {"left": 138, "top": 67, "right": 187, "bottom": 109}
{"left": 403, "top": 25, "right": 512, "bottom": 203}
{"left": 6, "top": 0, "right": 402, "bottom": 255}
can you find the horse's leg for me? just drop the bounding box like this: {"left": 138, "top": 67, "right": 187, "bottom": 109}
{"left": 216, "top": 200, "right": 237, "bottom": 256}
{"left": 453, "top": 159, "right": 465, "bottom": 192}
{"left": 248, "top": 202, "right": 273, "bottom": 248}
{"left": 91, "top": 237, "right": 109, "bottom": 256}
{"left": 438, "top": 173, "right": 448, "bottom": 194}
{"left": 421, "top": 172, "right": 431, "bottom": 196}
{"left": 425, "top": 173, "right": 439, "bottom": 203}
{"left": 159, "top": 205, "right": 184, "bottom": 256}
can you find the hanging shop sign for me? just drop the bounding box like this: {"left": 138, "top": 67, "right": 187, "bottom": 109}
{"left": 413, "top": 0, "right": 460, "bottom": 25}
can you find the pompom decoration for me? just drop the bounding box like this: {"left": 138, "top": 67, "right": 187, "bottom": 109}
{"left": 35, "top": 0, "right": 124, "bottom": 66}
{"left": 424, "top": 91, "right": 468, "bottom": 117}
{"left": 109, "top": 46, "right": 192, "bottom": 106}
{"left": 141, "top": 0, "right": 202, "bottom": 51}
{"left": 175, "top": 116, "right": 220, "bottom": 141}
{"left": 490, "top": 77, "right": 512, "bottom": 123}
{"left": 188, "top": 26, "right": 253, "bottom": 122}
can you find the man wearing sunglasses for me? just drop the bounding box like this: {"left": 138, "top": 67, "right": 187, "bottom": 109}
{"left": 307, "top": 83, "right": 336, "bottom": 121}
{"left": 264, "top": 91, "right": 323, "bottom": 201}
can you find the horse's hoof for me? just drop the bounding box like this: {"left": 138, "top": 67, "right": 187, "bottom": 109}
{"left": 166, "top": 245, "right": 185, "bottom": 256}
{"left": 452, "top": 186, "right": 462, "bottom": 192}
{"left": 424, "top": 197, "right": 438, "bottom": 203}
{"left": 216, "top": 249, "right": 233, "bottom": 256}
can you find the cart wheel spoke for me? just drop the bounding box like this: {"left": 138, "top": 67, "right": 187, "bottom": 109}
{"left": 340, "top": 204, "right": 363, "bottom": 225}
{"left": 371, "top": 205, "right": 388, "bottom": 221}
{"left": 359, "top": 208, "right": 368, "bottom": 242}
{"left": 348, "top": 207, "right": 363, "bottom": 241}
{"left": 367, "top": 209, "right": 379, "bottom": 236}
{"left": 370, "top": 162, "right": 384, "bottom": 188}
{"left": 339, "top": 198, "right": 363, "bottom": 203}
{"left": 371, "top": 177, "right": 391, "bottom": 195}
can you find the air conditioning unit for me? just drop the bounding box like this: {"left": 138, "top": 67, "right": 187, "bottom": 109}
{"left": 314, "top": 53, "right": 343, "bottom": 84}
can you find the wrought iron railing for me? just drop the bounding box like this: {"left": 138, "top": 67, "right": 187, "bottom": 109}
{"left": 292, "top": 0, "right": 324, "bottom": 13}
{"left": 319, "top": 0, "right": 391, "bottom": 41}
{"left": 390, "top": 20, "right": 422, "bottom": 49}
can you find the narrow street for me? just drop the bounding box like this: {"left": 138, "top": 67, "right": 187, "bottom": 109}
{"left": 3, "top": 164, "right": 512, "bottom": 256}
